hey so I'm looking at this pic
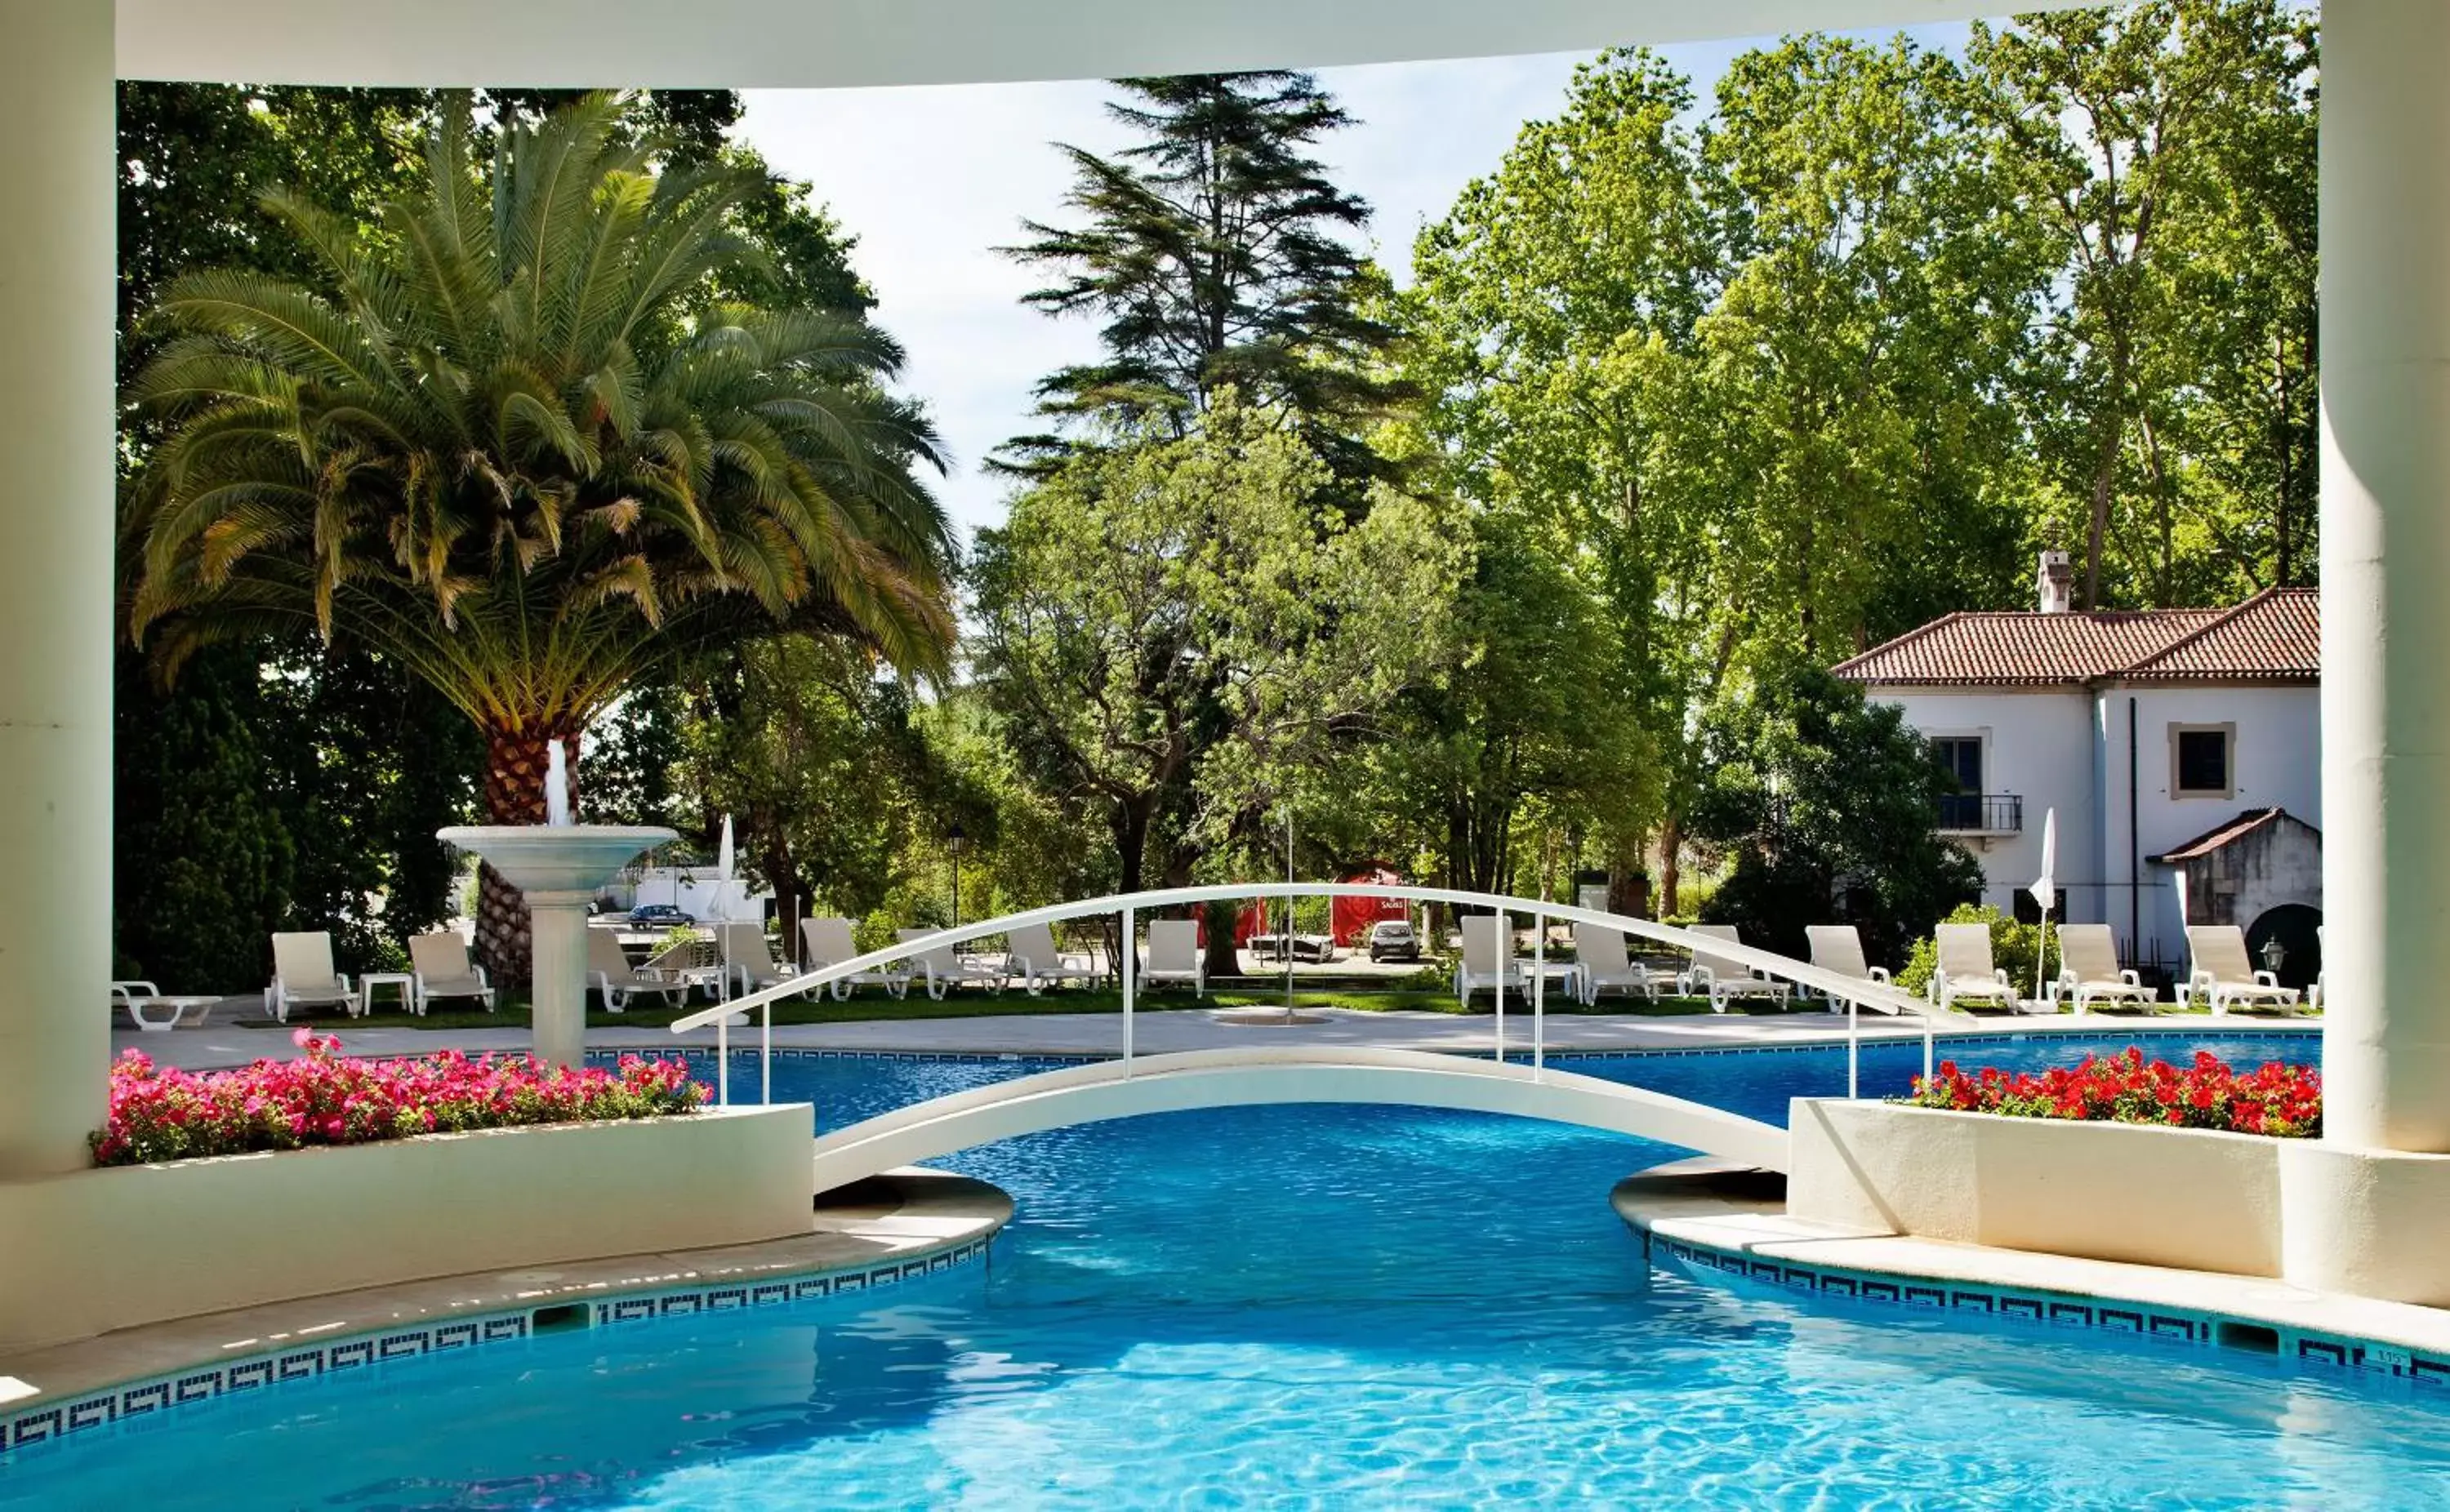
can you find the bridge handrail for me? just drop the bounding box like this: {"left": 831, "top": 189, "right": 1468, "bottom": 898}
{"left": 670, "top": 882, "right": 1962, "bottom": 1033}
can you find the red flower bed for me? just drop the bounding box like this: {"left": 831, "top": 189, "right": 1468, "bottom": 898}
{"left": 92, "top": 1031, "right": 710, "bottom": 1167}
{"left": 1902, "top": 1047, "right": 2320, "bottom": 1137}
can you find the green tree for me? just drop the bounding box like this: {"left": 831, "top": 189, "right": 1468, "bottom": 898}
{"left": 1369, "top": 512, "right": 1652, "bottom": 899}
{"left": 1686, "top": 664, "right": 1981, "bottom": 965}
{"left": 1690, "top": 34, "right": 2048, "bottom": 660}
{"left": 112, "top": 644, "right": 298, "bottom": 989}
{"left": 122, "top": 94, "right": 956, "bottom": 981}
{"left": 1001, "top": 72, "right": 1407, "bottom": 491}
{"left": 1969, "top": 0, "right": 2319, "bottom": 607}
{"left": 1401, "top": 50, "right": 1719, "bottom": 909}
{"left": 969, "top": 398, "right": 1461, "bottom": 901}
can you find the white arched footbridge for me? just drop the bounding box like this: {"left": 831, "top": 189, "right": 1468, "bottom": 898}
{"left": 674, "top": 882, "right": 1965, "bottom": 1189}
{"left": 807, "top": 1044, "right": 1793, "bottom": 1192}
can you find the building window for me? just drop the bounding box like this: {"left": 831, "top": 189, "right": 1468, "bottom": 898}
{"left": 2171, "top": 724, "right": 2234, "bottom": 798}
{"left": 1931, "top": 736, "right": 1982, "bottom": 793}
{"left": 1930, "top": 736, "right": 1984, "bottom": 829}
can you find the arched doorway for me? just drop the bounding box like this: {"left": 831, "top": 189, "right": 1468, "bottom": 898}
{"left": 2245, "top": 903, "right": 2323, "bottom": 993}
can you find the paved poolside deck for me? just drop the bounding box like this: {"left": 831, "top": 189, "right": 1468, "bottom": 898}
{"left": 1611, "top": 1162, "right": 2450, "bottom": 1374}
{"left": 114, "top": 1000, "right": 2318, "bottom": 1072}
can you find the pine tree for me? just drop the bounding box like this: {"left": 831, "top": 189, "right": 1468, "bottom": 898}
{"left": 1000, "top": 72, "right": 1407, "bottom": 490}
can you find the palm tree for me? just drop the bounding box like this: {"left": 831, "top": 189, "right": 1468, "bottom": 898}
{"left": 123, "top": 95, "right": 957, "bottom": 981}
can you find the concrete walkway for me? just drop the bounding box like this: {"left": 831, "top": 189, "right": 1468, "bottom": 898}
{"left": 115, "top": 1000, "right": 2315, "bottom": 1073}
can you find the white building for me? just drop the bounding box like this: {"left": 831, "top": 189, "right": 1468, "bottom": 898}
{"left": 1833, "top": 553, "right": 2320, "bottom": 983}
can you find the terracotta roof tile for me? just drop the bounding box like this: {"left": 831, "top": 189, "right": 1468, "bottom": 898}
{"left": 1832, "top": 589, "right": 2318, "bottom": 687}
{"left": 2123, "top": 588, "right": 2320, "bottom": 681}
{"left": 2151, "top": 807, "right": 2291, "bottom": 864}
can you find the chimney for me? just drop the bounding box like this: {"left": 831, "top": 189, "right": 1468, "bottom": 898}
{"left": 2037, "top": 549, "right": 2074, "bottom": 614}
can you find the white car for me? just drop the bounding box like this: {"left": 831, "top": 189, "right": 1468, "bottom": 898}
{"left": 1367, "top": 920, "right": 1420, "bottom": 963}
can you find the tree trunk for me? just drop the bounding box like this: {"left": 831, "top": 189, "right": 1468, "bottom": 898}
{"left": 2274, "top": 331, "right": 2294, "bottom": 586}
{"left": 1202, "top": 898, "right": 1244, "bottom": 982}
{"left": 762, "top": 838, "right": 801, "bottom": 963}
{"left": 472, "top": 725, "right": 580, "bottom": 988}
{"left": 2082, "top": 419, "right": 2120, "bottom": 611}
{"left": 1658, "top": 812, "right": 1683, "bottom": 918}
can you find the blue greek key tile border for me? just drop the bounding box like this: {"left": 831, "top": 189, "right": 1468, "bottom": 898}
{"left": 0, "top": 1230, "right": 1000, "bottom": 1457}
{"left": 1649, "top": 1232, "right": 2447, "bottom": 1388}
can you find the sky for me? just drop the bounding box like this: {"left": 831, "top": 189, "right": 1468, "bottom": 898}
{"left": 734, "top": 26, "right": 1964, "bottom": 540}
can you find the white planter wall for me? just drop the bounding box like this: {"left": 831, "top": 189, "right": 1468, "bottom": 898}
{"left": 0, "top": 1105, "right": 813, "bottom": 1354}
{"left": 1788, "top": 1098, "right": 2283, "bottom": 1277}
{"left": 1787, "top": 1099, "right": 2450, "bottom": 1305}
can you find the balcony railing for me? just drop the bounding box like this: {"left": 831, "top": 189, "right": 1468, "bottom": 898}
{"left": 1936, "top": 794, "right": 2022, "bottom": 834}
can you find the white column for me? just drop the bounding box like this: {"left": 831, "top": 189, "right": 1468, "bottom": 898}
{"left": 2321, "top": 0, "right": 2450, "bottom": 1152}
{"left": 0, "top": 1, "right": 114, "bottom": 1176}
{"left": 526, "top": 892, "right": 594, "bottom": 1070}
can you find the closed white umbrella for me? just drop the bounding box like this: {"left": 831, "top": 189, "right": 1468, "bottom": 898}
{"left": 2029, "top": 808, "right": 2057, "bottom": 1002}
{"left": 717, "top": 814, "right": 735, "bottom": 882}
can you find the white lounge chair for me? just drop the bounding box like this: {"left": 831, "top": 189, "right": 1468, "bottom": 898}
{"left": 800, "top": 916, "right": 911, "bottom": 1000}
{"left": 2186, "top": 925, "right": 2303, "bottom": 1016}
{"left": 897, "top": 928, "right": 1006, "bottom": 1000}
{"left": 1928, "top": 923, "right": 2028, "bottom": 1014}
{"left": 2051, "top": 923, "right": 2158, "bottom": 1015}
{"left": 589, "top": 927, "right": 691, "bottom": 1013}
{"left": 1573, "top": 923, "right": 1656, "bottom": 1005}
{"left": 266, "top": 932, "right": 357, "bottom": 1023}
{"left": 1805, "top": 925, "right": 1891, "bottom": 1015}
{"left": 1678, "top": 924, "right": 1793, "bottom": 1013}
{"left": 1007, "top": 920, "right": 1103, "bottom": 994}
{"left": 1142, "top": 919, "right": 1204, "bottom": 996}
{"left": 109, "top": 981, "right": 220, "bottom": 1031}
{"left": 408, "top": 931, "right": 494, "bottom": 1013}
{"left": 721, "top": 922, "right": 803, "bottom": 1000}
{"left": 639, "top": 936, "right": 724, "bottom": 1000}
{"left": 1454, "top": 914, "right": 1525, "bottom": 1005}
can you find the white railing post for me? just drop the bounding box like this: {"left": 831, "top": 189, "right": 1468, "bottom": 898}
{"left": 1847, "top": 998, "right": 1860, "bottom": 1100}
{"left": 1121, "top": 905, "right": 1136, "bottom": 1078}
{"left": 1533, "top": 909, "right": 1546, "bottom": 1080}
{"left": 761, "top": 1000, "right": 772, "bottom": 1106}
{"left": 1924, "top": 1016, "right": 1935, "bottom": 1085}
{"left": 716, "top": 1012, "right": 729, "bottom": 1107}
{"left": 1493, "top": 909, "right": 1506, "bottom": 1065}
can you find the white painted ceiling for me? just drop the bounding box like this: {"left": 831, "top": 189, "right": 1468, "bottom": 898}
{"left": 116, "top": 0, "right": 2104, "bottom": 87}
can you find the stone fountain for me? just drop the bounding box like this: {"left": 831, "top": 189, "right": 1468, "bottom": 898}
{"left": 439, "top": 742, "right": 675, "bottom": 1069}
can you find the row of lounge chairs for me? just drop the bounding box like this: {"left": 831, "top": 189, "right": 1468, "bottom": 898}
{"left": 587, "top": 917, "right": 1184, "bottom": 1009}
{"left": 1450, "top": 915, "right": 2312, "bottom": 1017}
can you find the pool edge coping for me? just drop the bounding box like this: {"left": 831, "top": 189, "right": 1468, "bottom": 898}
{"left": 1615, "top": 1176, "right": 2450, "bottom": 1391}
{"left": 0, "top": 1167, "right": 1012, "bottom": 1458}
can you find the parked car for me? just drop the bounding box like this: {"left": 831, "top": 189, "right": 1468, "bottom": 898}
{"left": 1368, "top": 919, "right": 1420, "bottom": 963}
{"left": 627, "top": 903, "right": 697, "bottom": 928}
{"left": 1246, "top": 932, "right": 1339, "bottom": 963}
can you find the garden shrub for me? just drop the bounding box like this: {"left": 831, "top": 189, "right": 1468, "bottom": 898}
{"left": 1894, "top": 903, "right": 2060, "bottom": 998}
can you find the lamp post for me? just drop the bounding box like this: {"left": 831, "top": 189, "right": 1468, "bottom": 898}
{"left": 947, "top": 821, "right": 969, "bottom": 929}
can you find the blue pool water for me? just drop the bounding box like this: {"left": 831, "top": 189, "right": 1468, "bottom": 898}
{"left": 10, "top": 1030, "right": 2447, "bottom": 1510}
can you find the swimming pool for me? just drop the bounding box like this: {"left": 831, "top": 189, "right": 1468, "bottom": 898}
{"left": 11, "top": 1029, "right": 2443, "bottom": 1510}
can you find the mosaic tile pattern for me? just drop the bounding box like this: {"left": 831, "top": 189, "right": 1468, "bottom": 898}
{"left": 1, "top": 1232, "right": 998, "bottom": 1456}
{"left": 1650, "top": 1232, "right": 2448, "bottom": 1387}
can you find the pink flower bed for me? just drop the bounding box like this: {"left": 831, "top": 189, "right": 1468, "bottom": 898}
{"left": 92, "top": 1031, "right": 710, "bottom": 1167}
